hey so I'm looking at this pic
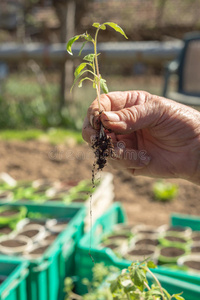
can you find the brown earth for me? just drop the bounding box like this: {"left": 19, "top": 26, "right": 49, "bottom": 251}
{"left": 0, "top": 140, "right": 200, "bottom": 227}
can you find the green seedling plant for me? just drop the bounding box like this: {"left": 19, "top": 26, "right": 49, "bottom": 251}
{"left": 67, "top": 22, "right": 128, "bottom": 171}
{"left": 110, "top": 260, "right": 185, "bottom": 300}
{"left": 153, "top": 180, "right": 178, "bottom": 202}
{"left": 67, "top": 22, "right": 127, "bottom": 111}
{"left": 64, "top": 261, "right": 185, "bottom": 300}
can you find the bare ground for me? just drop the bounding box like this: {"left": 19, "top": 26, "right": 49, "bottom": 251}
{"left": 1, "top": 140, "right": 200, "bottom": 227}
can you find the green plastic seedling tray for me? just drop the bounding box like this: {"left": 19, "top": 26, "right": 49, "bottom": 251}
{"left": 76, "top": 203, "right": 200, "bottom": 298}
{"left": 152, "top": 213, "right": 200, "bottom": 285}
{"left": 0, "top": 202, "right": 86, "bottom": 300}
{"left": 0, "top": 256, "right": 29, "bottom": 300}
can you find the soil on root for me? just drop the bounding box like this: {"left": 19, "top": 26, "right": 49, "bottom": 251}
{"left": 92, "top": 132, "right": 114, "bottom": 178}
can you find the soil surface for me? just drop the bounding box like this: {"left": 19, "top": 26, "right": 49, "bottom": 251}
{"left": 0, "top": 140, "right": 200, "bottom": 226}
{"left": 0, "top": 210, "right": 18, "bottom": 217}
{"left": 129, "top": 249, "right": 154, "bottom": 256}
{"left": 0, "top": 226, "right": 13, "bottom": 235}
{"left": 160, "top": 247, "right": 185, "bottom": 257}
{"left": 0, "top": 239, "right": 26, "bottom": 248}
{"left": 184, "top": 261, "right": 200, "bottom": 271}
{"left": 30, "top": 245, "right": 48, "bottom": 255}
{"left": 135, "top": 238, "right": 158, "bottom": 246}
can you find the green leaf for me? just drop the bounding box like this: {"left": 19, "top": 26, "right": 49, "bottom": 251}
{"left": 85, "top": 33, "right": 93, "bottom": 42}
{"left": 92, "top": 22, "right": 100, "bottom": 28}
{"left": 100, "top": 24, "right": 106, "bottom": 30}
{"left": 74, "top": 63, "right": 88, "bottom": 78}
{"left": 83, "top": 54, "right": 95, "bottom": 62}
{"left": 67, "top": 35, "right": 81, "bottom": 55}
{"left": 100, "top": 78, "right": 109, "bottom": 93}
{"left": 132, "top": 269, "right": 146, "bottom": 291}
{"left": 70, "top": 69, "right": 89, "bottom": 92}
{"left": 110, "top": 279, "right": 119, "bottom": 293}
{"left": 78, "top": 77, "right": 93, "bottom": 88}
{"left": 147, "top": 261, "right": 157, "bottom": 269}
{"left": 103, "top": 22, "right": 128, "bottom": 39}
{"left": 171, "top": 293, "right": 185, "bottom": 300}
{"left": 79, "top": 41, "right": 87, "bottom": 56}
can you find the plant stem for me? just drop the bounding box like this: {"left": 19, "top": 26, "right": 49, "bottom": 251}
{"left": 94, "top": 27, "right": 101, "bottom": 112}
{"left": 144, "top": 282, "right": 156, "bottom": 300}
{"left": 147, "top": 267, "right": 165, "bottom": 300}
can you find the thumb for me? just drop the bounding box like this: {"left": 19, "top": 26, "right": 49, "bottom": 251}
{"left": 101, "top": 101, "right": 160, "bottom": 134}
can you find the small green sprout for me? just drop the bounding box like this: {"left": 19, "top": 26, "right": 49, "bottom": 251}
{"left": 67, "top": 22, "right": 128, "bottom": 112}
{"left": 153, "top": 180, "right": 178, "bottom": 202}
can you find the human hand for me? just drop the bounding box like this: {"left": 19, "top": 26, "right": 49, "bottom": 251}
{"left": 82, "top": 91, "right": 200, "bottom": 184}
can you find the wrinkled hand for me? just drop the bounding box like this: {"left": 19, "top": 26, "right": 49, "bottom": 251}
{"left": 82, "top": 91, "right": 200, "bottom": 184}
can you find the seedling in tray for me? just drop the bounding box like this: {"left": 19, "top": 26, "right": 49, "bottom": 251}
{"left": 65, "top": 260, "right": 185, "bottom": 300}
{"left": 67, "top": 22, "right": 128, "bottom": 172}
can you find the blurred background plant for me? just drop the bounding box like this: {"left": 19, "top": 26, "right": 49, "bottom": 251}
{"left": 153, "top": 180, "right": 179, "bottom": 202}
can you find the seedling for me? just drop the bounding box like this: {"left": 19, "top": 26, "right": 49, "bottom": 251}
{"left": 153, "top": 180, "right": 178, "bottom": 202}
{"left": 67, "top": 22, "right": 128, "bottom": 172}
{"left": 64, "top": 261, "right": 185, "bottom": 300}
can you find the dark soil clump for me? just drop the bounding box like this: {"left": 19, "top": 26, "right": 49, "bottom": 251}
{"left": 92, "top": 131, "right": 114, "bottom": 175}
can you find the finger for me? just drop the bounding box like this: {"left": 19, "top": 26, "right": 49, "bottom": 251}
{"left": 88, "top": 91, "right": 151, "bottom": 129}
{"left": 100, "top": 97, "right": 164, "bottom": 134}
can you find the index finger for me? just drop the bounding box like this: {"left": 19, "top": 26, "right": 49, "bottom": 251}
{"left": 87, "top": 91, "right": 151, "bottom": 129}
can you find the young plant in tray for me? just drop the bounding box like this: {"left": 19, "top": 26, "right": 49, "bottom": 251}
{"left": 64, "top": 261, "right": 185, "bottom": 300}
{"left": 67, "top": 22, "right": 128, "bottom": 172}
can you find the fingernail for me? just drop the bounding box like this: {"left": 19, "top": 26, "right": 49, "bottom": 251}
{"left": 104, "top": 112, "right": 120, "bottom": 122}
{"left": 90, "top": 115, "right": 94, "bottom": 127}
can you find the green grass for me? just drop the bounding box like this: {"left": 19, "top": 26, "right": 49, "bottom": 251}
{"left": 0, "top": 129, "right": 83, "bottom": 144}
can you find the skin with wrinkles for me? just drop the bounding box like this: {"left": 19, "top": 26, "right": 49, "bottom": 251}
{"left": 82, "top": 91, "right": 200, "bottom": 185}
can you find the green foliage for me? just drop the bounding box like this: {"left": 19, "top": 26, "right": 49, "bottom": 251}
{"left": 0, "top": 128, "right": 83, "bottom": 144}
{"left": 0, "top": 73, "right": 86, "bottom": 131}
{"left": 64, "top": 261, "right": 185, "bottom": 300}
{"left": 67, "top": 22, "right": 128, "bottom": 109}
{"left": 153, "top": 180, "right": 178, "bottom": 202}
{"left": 110, "top": 260, "right": 185, "bottom": 300}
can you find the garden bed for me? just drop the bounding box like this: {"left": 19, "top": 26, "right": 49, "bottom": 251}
{"left": 0, "top": 140, "right": 200, "bottom": 227}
